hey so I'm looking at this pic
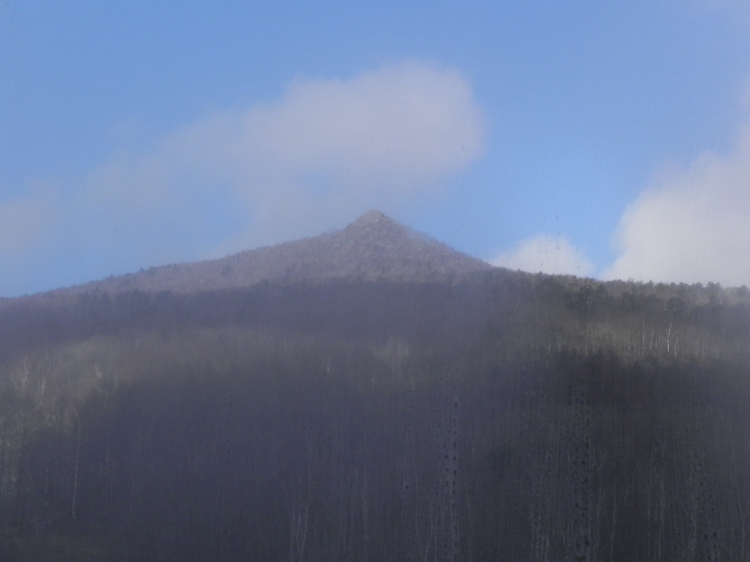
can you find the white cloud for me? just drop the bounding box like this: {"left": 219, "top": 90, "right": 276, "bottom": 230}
{"left": 605, "top": 124, "right": 750, "bottom": 286}
{"left": 0, "top": 61, "right": 484, "bottom": 294}
{"left": 83, "top": 60, "right": 485, "bottom": 255}
{"left": 491, "top": 234, "right": 596, "bottom": 277}
{"left": 247, "top": 62, "right": 482, "bottom": 182}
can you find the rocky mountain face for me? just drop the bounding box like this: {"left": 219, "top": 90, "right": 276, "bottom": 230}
{"left": 55, "top": 210, "right": 492, "bottom": 295}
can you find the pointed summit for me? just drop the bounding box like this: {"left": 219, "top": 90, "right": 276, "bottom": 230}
{"left": 352, "top": 209, "right": 389, "bottom": 226}
{"left": 53, "top": 211, "right": 491, "bottom": 295}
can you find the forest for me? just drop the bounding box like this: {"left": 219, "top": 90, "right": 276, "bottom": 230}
{"left": 1, "top": 268, "right": 750, "bottom": 561}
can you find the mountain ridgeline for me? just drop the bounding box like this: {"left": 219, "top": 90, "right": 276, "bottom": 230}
{"left": 1, "top": 212, "right": 750, "bottom": 561}
{"left": 48, "top": 210, "right": 491, "bottom": 296}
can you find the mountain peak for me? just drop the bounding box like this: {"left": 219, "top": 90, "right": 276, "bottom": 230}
{"left": 51, "top": 211, "right": 492, "bottom": 296}
{"left": 352, "top": 210, "right": 389, "bottom": 227}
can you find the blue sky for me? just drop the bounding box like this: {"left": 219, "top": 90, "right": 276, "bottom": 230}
{"left": 2, "top": 1, "right": 750, "bottom": 296}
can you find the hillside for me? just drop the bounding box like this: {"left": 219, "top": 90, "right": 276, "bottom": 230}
{"left": 1, "top": 213, "right": 750, "bottom": 561}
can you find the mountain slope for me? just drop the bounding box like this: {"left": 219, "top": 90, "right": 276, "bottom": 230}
{"left": 58, "top": 210, "right": 492, "bottom": 295}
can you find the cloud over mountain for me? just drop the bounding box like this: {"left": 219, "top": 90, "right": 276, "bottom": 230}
{"left": 0, "top": 62, "right": 484, "bottom": 296}
{"left": 605, "top": 123, "right": 750, "bottom": 286}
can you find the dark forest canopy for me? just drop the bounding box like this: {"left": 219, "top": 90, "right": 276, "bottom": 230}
{"left": 2, "top": 268, "right": 749, "bottom": 363}
{"left": 1, "top": 213, "right": 750, "bottom": 560}
{"left": 1, "top": 267, "right": 750, "bottom": 561}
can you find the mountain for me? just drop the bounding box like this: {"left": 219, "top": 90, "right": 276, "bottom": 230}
{"left": 4, "top": 211, "right": 750, "bottom": 561}
{"left": 56, "top": 210, "right": 492, "bottom": 296}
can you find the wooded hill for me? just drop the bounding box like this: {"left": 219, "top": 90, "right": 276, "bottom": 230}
{"left": 1, "top": 212, "right": 750, "bottom": 561}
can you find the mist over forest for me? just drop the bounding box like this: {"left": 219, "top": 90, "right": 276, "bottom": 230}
{"left": 1, "top": 213, "right": 750, "bottom": 561}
